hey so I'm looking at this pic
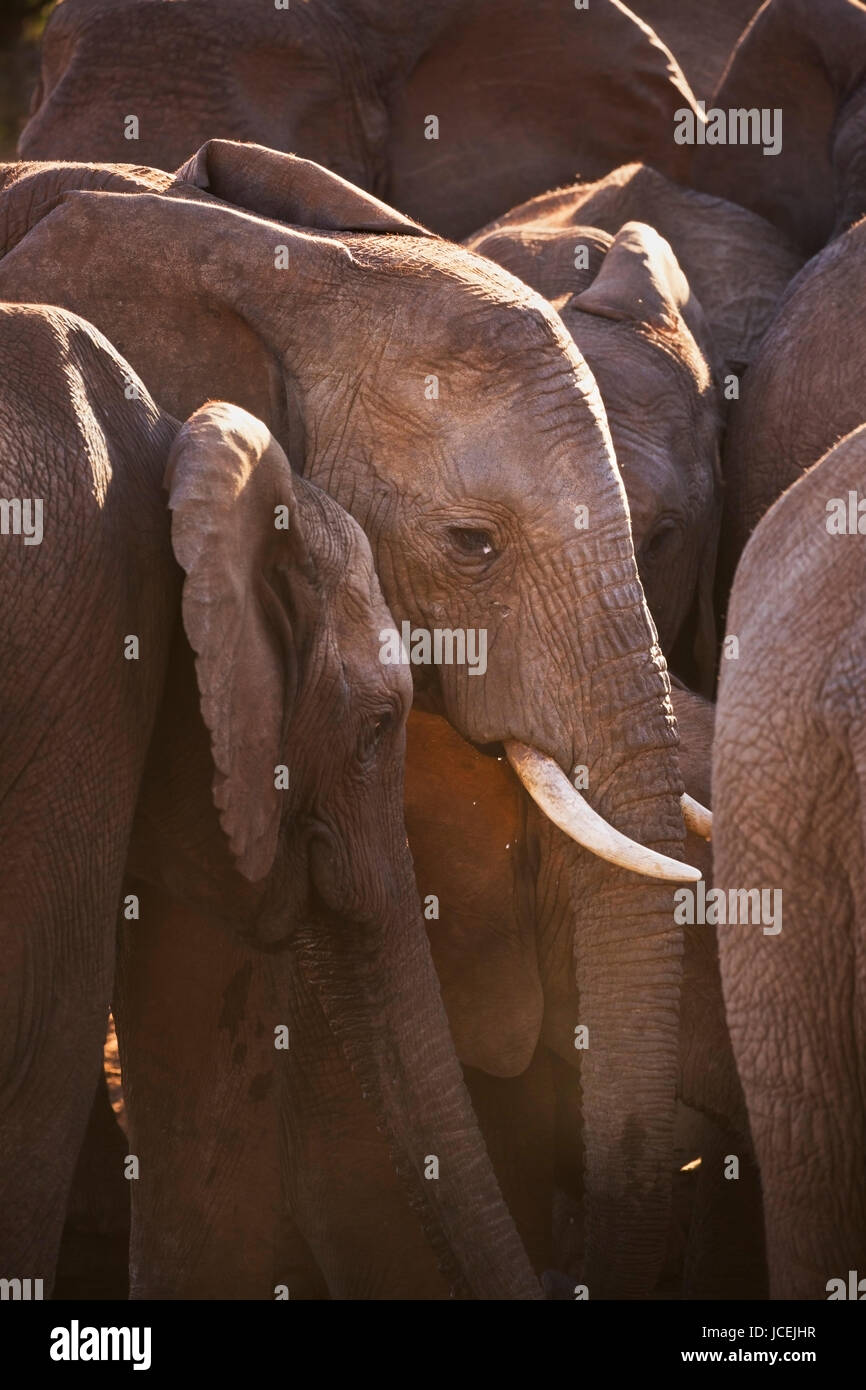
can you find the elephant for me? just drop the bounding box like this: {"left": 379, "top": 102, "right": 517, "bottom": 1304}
{"left": 530, "top": 681, "right": 764, "bottom": 1297}
{"left": 0, "top": 300, "right": 541, "bottom": 1300}
{"left": 629, "top": 0, "right": 762, "bottom": 97}
{"left": 466, "top": 216, "right": 722, "bottom": 687}
{"left": 691, "top": 0, "right": 866, "bottom": 256}
{"left": 0, "top": 154, "right": 173, "bottom": 209}
{"left": 0, "top": 140, "right": 705, "bottom": 1297}
{"left": 18, "top": 0, "right": 703, "bottom": 239}
{"left": 407, "top": 682, "right": 765, "bottom": 1297}
{"left": 104, "top": 684, "right": 753, "bottom": 1299}
{"left": 716, "top": 216, "right": 866, "bottom": 607}
{"left": 713, "top": 423, "right": 866, "bottom": 1299}
{"left": 468, "top": 162, "right": 803, "bottom": 382}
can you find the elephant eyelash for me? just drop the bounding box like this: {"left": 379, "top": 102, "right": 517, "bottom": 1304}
{"left": 359, "top": 709, "right": 397, "bottom": 759}
{"left": 643, "top": 519, "right": 678, "bottom": 554}
{"left": 445, "top": 526, "right": 498, "bottom": 560}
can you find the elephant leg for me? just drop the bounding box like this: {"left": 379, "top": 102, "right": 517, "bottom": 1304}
{"left": 0, "top": 706, "right": 140, "bottom": 1287}
{"left": 114, "top": 880, "right": 319, "bottom": 1299}
{"left": 743, "top": 985, "right": 866, "bottom": 1300}
{"left": 462, "top": 1047, "right": 556, "bottom": 1276}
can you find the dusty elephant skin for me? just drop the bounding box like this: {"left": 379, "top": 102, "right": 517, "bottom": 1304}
{"left": 0, "top": 303, "right": 542, "bottom": 1301}
{"left": 531, "top": 684, "right": 764, "bottom": 1298}
{"left": 0, "top": 304, "right": 175, "bottom": 1287}
{"left": 717, "top": 216, "right": 866, "bottom": 604}
{"left": 405, "top": 686, "right": 766, "bottom": 1297}
{"left": 714, "top": 425, "right": 866, "bottom": 1300}
{"left": 122, "top": 687, "right": 755, "bottom": 1297}
{"left": 17, "top": 0, "right": 702, "bottom": 239}
{"left": 628, "top": 0, "right": 761, "bottom": 96}
{"left": 0, "top": 142, "right": 696, "bottom": 1298}
{"left": 468, "top": 214, "right": 722, "bottom": 684}
{"left": 691, "top": 0, "right": 866, "bottom": 256}
{"left": 469, "top": 162, "right": 804, "bottom": 383}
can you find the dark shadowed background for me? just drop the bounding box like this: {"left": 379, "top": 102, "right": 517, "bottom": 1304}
{"left": 0, "top": 1, "right": 54, "bottom": 158}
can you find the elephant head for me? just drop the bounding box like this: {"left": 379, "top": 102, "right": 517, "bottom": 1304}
{"left": 467, "top": 161, "right": 803, "bottom": 386}
{"left": 469, "top": 216, "right": 721, "bottom": 690}
{"left": 0, "top": 142, "right": 702, "bottom": 1295}
{"left": 125, "top": 400, "right": 541, "bottom": 1299}
{"left": 16, "top": 0, "right": 424, "bottom": 192}
{"left": 19, "top": 0, "right": 701, "bottom": 238}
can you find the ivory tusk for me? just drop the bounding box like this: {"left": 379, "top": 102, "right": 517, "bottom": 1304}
{"left": 505, "top": 740, "right": 702, "bottom": 883}
{"left": 681, "top": 793, "right": 712, "bottom": 841}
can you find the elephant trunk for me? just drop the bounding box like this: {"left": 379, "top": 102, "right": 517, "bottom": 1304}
{"left": 573, "top": 858, "right": 683, "bottom": 1298}
{"left": 569, "top": 630, "right": 685, "bottom": 1298}
{"left": 294, "top": 871, "right": 543, "bottom": 1301}
{"left": 523, "top": 559, "right": 687, "bottom": 1297}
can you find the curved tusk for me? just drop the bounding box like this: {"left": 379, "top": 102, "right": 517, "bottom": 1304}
{"left": 505, "top": 740, "right": 702, "bottom": 883}
{"left": 681, "top": 793, "right": 712, "bottom": 841}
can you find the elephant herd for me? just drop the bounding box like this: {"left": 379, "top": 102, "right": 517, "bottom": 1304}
{"left": 1, "top": 0, "right": 865, "bottom": 1303}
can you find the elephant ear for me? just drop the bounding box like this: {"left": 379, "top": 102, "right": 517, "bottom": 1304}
{"left": 468, "top": 224, "right": 613, "bottom": 304}
{"left": 692, "top": 0, "right": 866, "bottom": 254}
{"left": 165, "top": 401, "right": 314, "bottom": 883}
{"left": 0, "top": 187, "right": 296, "bottom": 432}
{"left": 0, "top": 161, "right": 172, "bottom": 257}
{"left": 387, "top": 0, "right": 700, "bottom": 240}
{"left": 175, "top": 139, "right": 436, "bottom": 237}
{"left": 570, "top": 221, "right": 715, "bottom": 365}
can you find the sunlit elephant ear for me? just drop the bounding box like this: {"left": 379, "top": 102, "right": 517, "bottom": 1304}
{"left": 0, "top": 162, "right": 172, "bottom": 257}
{"left": 691, "top": 0, "right": 866, "bottom": 254}
{"left": 467, "top": 224, "right": 612, "bottom": 303}
{"left": 175, "top": 139, "right": 436, "bottom": 237}
{"left": 570, "top": 220, "right": 716, "bottom": 368}
{"left": 165, "top": 401, "right": 313, "bottom": 882}
{"left": 386, "top": 0, "right": 700, "bottom": 239}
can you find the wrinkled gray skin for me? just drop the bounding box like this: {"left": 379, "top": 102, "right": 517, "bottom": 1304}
{"left": 19, "top": 0, "right": 703, "bottom": 239}
{"left": 691, "top": 0, "right": 866, "bottom": 256}
{"left": 472, "top": 163, "right": 803, "bottom": 382}
{"left": 714, "top": 425, "right": 866, "bottom": 1299}
{"left": 0, "top": 142, "right": 694, "bottom": 1297}
{"left": 717, "top": 216, "right": 866, "bottom": 607}
{"left": 467, "top": 215, "right": 721, "bottom": 688}
{"left": 0, "top": 302, "right": 541, "bottom": 1300}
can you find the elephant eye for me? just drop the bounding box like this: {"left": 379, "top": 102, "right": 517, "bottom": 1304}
{"left": 360, "top": 709, "right": 395, "bottom": 759}
{"left": 447, "top": 526, "right": 497, "bottom": 559}
{"left": 643, "top": 520, "right": 677, "bottom": 559}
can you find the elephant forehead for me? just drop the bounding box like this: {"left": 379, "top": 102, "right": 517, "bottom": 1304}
{"left": 367, "top": 403, "right": 621, "bottom": 523}
{"left": 354, "top": 232, "right": 583, "bottom": 352}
